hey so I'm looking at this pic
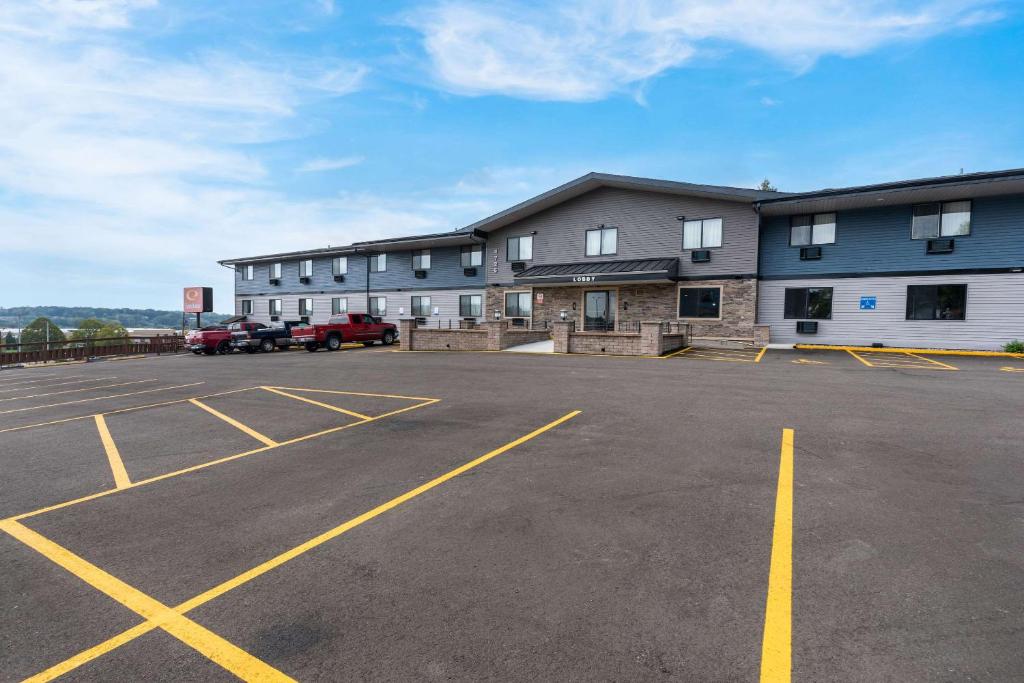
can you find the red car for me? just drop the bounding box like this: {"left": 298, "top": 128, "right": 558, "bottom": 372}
{"left": 290, "top": 314, "right": 397, "bottom": 352}
{"left": 186, "top": 322, "right": 265, "bottom": 355}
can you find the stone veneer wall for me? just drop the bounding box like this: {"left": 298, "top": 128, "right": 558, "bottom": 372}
{"left": 398, "top": 319, "right": 549, "bottom": 352}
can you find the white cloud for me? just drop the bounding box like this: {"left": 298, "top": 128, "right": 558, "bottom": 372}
{"left": 760, "top": 96, "right": 780, "bottom": 107}
{"left": 407, "top": 0, "right": 1003, "bottom": 101}
{"left": 296, "top": 156, "right": 365, "bottom": 172}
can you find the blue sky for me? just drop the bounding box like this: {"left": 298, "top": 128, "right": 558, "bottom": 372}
{"left": 2, "top": 0, "right": 1021, "bottom": 312}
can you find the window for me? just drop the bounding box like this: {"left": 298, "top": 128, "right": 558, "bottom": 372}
{"left": 331, "top": 297, "right": 347, "bottom": 315}
{"left": 507, "top": 235, "right": 533, "bottom": 261}
{"left": 412, "top": 249, "right": 431, "bottom": 270}
{"left": 241, "top": 300, "right": 252, "bottom": 315}
{"left": 299, "top": 259, "right": 313, "bottom": 278}
{"left": 241, "top": 265, "right": 253, "bottom": 280}
{"left": 585, "top": 227, "right": 618, "bottom": 256}
{"left": 682, "top": 218, "right": 723, "bottom": 249}
{"left": 678, "top": 287, "right": 721, "bottom": 319}
{"left": 461, "top": 244, "right": 483, "bottom": 267}
{"left": 912, "top": 201, "right": 971, "bottom": 239}
{"left": 369, "top": 254, "right": 387, "bottom": 272}
{"left": 411, "top": 295, "right": 431, "bottom": 317}
{"left": 298, "top": 298, "right": 313, "bottom": 316}
{"left": 460, "top": 294, "right": 482, "bottom": 317}
{"left": 906, "top": 284, "right": 967, "bottom": 320}
{"left": 332, "top": 257, "right": 347, "bottom": 275}
{"left": 269, "top": 299, "right": 282, "bottom": 316}
{"left": 504, "top": 291, "right": 532, "bottom": 318}
{"left": 270, "top": 263, "right": 282, "bottom": 279}
{"left": 784, "top": 287, "right": 833, "bottom": 320}
{"left": 790, "top": 213, "right": 836, "bottom": 246}
{"left": 369, "top": 296, "right": 387, "bottom": 317}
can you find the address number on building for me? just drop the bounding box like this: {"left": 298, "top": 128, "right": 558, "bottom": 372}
{"left": 572, "top": 276, "right": 597, "bottom": 282}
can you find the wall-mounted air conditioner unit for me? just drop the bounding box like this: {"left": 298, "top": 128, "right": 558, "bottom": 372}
{"left": 333, "top": 274, "right": 345, "bottom": 283}
{"left": 691, "top": 250, "right": 711, "bottom": 263}
{"left": 414, "top": 270, "right": 427, "bottom": 279}
{"left": 299, "top": 316, "right": 310, "bottom": 324}
{"left": 269, "top": 278, "right": 280, "bottom": 285}
{"left": 800, "top": 246, "right": 822, "bottom": 260}
{"left": 926, "top": 238, "right": 954, "bottom": 254}
{"left": 510, "top": 261, "right": 526, "bottom": 272}
{"left": 796, "top": 321, "right": 818, "bottom": 334}
{"left": 299, "top": 276, "right": 311, "bottom": 284}
{"left": 464, "top": 267, "right": 478, "bottom": 277}
{"left": 270, "top": 315, "right": 280, "bottom": 322}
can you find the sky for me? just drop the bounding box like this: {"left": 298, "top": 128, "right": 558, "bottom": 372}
{"left": 2, "top": 0, "right": 1022, "bottom": 312}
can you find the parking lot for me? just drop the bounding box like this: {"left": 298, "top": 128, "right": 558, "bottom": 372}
{"left": 1, "top": 345, "right": 1022, "bottom": 681}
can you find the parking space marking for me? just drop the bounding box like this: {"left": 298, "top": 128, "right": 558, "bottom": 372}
{"left": 0, "top": 382, "right": 204, "bottom": 416}
{"left": 94, "top": 415, "right": 131, "bottom": 489}
{"left": 261, "top": 386, "right": 372, "bottom": 421}
{"left": 0, "top": 376, "right": 106, "bottom": 393}
{"left": 0, "top": 379, "right": 157, "bottom": 403}
{"left": 792, "top": 358, "right": 828, "bottom": 365}
{"left": 0, "top": 519, "right": 294, "bottom": 682}
{"left": 846, "top": 349, "right": 874, "bottom": 367}
{"left": 265, "top": 386, "right": 441, "bottom": 403}
{"left": 760, "top": 428, "right": 794, "bottom": 683}
{"left": 681, "top": 349, "right": 761, "bottom": 363}
{"left": 0, "top": 373, "right": 66, "bottom": 386}
{"left": 851, "top": 349, "right": 957, "bottom": 371}
{"left": 24, "top": 410, "right": 581, "bottom": 680}
{"left": 189, "top": 398, "right": 279, "bottom": 447}
{"left": 1000, "top": 366, "right": 1024, "bottom": 373}
{"left": 755, "top": 346, "right": 768, "bottom": 363}
{"left": 903, "top": 352, "right": 958, "bottom": 370}
{"left": 661, "top": 346, "right": 692, "bottom": 358}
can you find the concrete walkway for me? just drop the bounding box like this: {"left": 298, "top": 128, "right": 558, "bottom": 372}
{"left": 502, "top": 339, "right": 555, "bottom": 353}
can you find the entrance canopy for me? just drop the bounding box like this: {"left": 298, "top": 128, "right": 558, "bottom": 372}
{"left": 514, "top": 258, "right": 678, "bottom": 286}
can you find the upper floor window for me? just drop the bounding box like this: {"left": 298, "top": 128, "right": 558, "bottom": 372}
{"left": 507, "top": 235, "right": 533, "bottom": 261}
{"left": 299, "top": 259, "right": 313, "bottom": 278}
{"left": 790, "top": 213, "right": 836, "bottom": 246}
{"left": 585, "top": 227, "right": 618, "bottom": 256}
{"left": 241, "top": 300, "right": 253, "bottom": 315}
{"left": 270, "top": 263, "right": 282, "bottom": 279}
{"left": 331, "top": 297, "right": 347, "bottom": 315}
{"left": 412, "top": 249, "right": 431, "bottom": 270}
{"left": 411, "top": 295, "right": 431, "bottom": 317}
{"left": 906, "top": 284, "right": 966, "bottom": 320}
{"left": 332, "top": 257, "right": 347, "bottom": 275}
{"left": 912, "top": 201, "right": 971, "bottom": 239}
{"left": 682, "top": 218, "right": 723, "bottom": 250}
{"left": 461, "top": 244, "right": 483, "bottom": 267}
{"left": 369, "top": 254, "right": 387, "bottom": 272}
{"left": 298, "top": 298, "right": 313, "bottom": 316}
{"left": 269, "top": 299, "right": 282, "bottom": 316}
{"left": 784, "top": 287, "right": 833, "bottom": 320}
{"left": 241, "top": 265, "right": 254, "bottom": 280}
{"left": 460, "top": 294, "right": 482, "bottom": 318}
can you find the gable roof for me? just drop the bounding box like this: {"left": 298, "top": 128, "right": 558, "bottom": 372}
{"left": 458, "top": 172, "right": 787, "bottom": 234}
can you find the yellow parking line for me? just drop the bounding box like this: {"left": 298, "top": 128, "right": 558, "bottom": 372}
{"left": 661, "top": 346, "right": 692, "bottom": 358}
{"left": 264, "top": 385, "right": 440, "bottom": 402}
{"left": 261, "top": 386, "right": 372, "bottom": 421}
{"left": 0, "top": 382, "right": 204, "bottom": 416}
{"left": 755, "top": 347, "right": 768, "bottom": 363}
{"left": 760, "top": 428, "right": 794, "bottom": 683}
{"left": 189, "top": 399, "right": 278, "bottom": 447}
{"left": 0, "top": 376, "right": 102, "bottom": 393}
{"left": 1001, "top": 366, "right": 1024, "bottom": 373}
{"left": 846, "top": 349, "right": 873, "bottom": 367}
{"left": 0, "top": 519, "right": 294, "bottom": 683}
{"left": 0, "top": 379, "right": 156, "bottom": 403}
{"left": 94, "top": 415, "right": 131, "bottom": 489}
{"left": 903, "top": 352, "right": 958, "bottom": 370}
{"left": 25, "top": 410, "right": 581, "bottom": 680}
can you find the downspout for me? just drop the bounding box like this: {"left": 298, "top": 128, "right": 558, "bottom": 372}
{"left": 753, "top": 203, "right": 762, "bottom": 326}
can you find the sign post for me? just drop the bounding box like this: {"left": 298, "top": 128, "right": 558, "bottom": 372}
{"left": 184, "top": 287, "right": 213, "bottom": 329}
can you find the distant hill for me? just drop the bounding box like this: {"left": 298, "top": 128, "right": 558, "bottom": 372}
{"left": 0, "top": 306, "right": 233, "bottom": 329}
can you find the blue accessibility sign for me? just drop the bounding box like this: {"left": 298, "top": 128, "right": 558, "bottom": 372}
{"left": 859, "top": 296, "right": 877, "bottom": 310}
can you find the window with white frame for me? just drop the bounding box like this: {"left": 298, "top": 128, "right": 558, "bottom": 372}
{"left": 332, "top": 257, "right": 347, "bottom": 275}
{"left": 299, "top": 259, "right": 313, "bottom": 277}
{"left": 504, "top": 291, "right": 532, "bottom": 318}
{"left": 269, "top": 299, "right": 282, "bottom": 316}
{"left": 298, "top": 298, "right": 313, "bottom": 316}
{"left": 411, "top": 295, "right": 431, "bottom": 316}
{"left": 460, "top": 294, "right": 482, "bottom": 317}
{"left": 585, "top": 227, "right": 618, "bottom": 256}
{"left": 241, "top": 300, "right": 252, "bottom": 315}
{"left": 369, "top": 254, "right": 387, "bottom": 272}
{"left": 270, "top": 262, "right": 282, "bottom": 279}
{"left": 507, "top": 235, "right": 533, "bottom": 261}
{"left": 369, "top": 296, "right": 387, "bottom": 316}
{"left": 682, "top": 218, "right": 723, "bottom": 249}
{"left": 790, "top": 213, "right": 836, "bottom": 246}
{"left": 331, "top": 297, "right": 347, "bottom": 315}
{"left": 241, "top": 265, "right": 253, "bottom": 280}
{"left": 412, "top": 249, "right": 431, "bottom": 270}
{"left": 912, "top": 201, "right": 971, "bottom": 239}
{"left": 461, "top": 244, "right": 483, "bottom": 267}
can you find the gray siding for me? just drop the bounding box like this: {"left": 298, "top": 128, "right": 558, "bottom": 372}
{"left": 758, "top": 273, "right": 1024, "bottom": 350}
{"left": 484, "top": 187, "right": 759, "bottom": 285}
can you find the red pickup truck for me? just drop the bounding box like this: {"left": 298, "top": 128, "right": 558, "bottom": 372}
{"left": 186, "top": 322, "right": 265, "bottom": 355}
{"left": 290, "top": 314, "right": 397, "bottom": 352}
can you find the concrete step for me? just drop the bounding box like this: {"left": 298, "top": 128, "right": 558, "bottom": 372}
{"left": 691, "top": 337, "right": 762, "bottom": 350}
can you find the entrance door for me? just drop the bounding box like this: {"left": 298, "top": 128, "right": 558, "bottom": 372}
{"left": 583, "top": 290, "right": 616, "bottom": 331}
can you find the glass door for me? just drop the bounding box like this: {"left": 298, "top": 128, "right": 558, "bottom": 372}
{"left": 583, "top": 290, "right": 616, "bottom": 331}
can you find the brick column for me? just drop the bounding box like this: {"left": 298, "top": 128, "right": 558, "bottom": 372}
{"left": 552, "top": 321, "right": 572, "bottom": 353}
{"left": 398, "top": 319, "right": 415, "bottom": 350}
{"left": 753, "top": 324, "right": 771, "bottom": 346}
{"left": 640, "top": 321, "right": 664, "bottom": 356}
{"left": 484, "top": 320, "right": 507, "bottom": 351}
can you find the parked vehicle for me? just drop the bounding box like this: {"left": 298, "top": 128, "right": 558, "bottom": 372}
{"left": 186, "top": 322, "right": 264, "bottom": 355}
{"left": 230, "top": 321, "right": 307, "bottom": 353}
{"left": 290, "top": 314, "right": 398, "bottom": 352}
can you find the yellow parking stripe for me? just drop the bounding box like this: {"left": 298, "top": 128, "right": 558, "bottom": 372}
{"left": 264, "top": 385, "right": 440, "bottom": 402}
{"left": 661, "top": 346, "right": 692, "bottom": 358}
{"left": 760, "top": 428, "right": 794, "bottom": 683}
{"left": 261, "top": 386, "right": 372, "bottom": 421}
{"left": 189, "top": 399, "right": 279, "bottom": 447}
{"left": 0, "top": 520, "right": 294, "bottom": 683}
{"left": 22, "top": 410, "right": 581, "bottom": 680}
{"left": 0, "top": 382, "right": 204, "bottom": 415}
{"left": 755, "top": 347, "right": 768, "bottom": 363}
{"left": 846, "top": 349, "right": 873, "bottom": 367}
{"left": 94, "top": 415, "right": 131, "bottom": 489}
{"left": 903, "top": 352, "right": 958, "bottom": 370}
{"left": 0, "top": 379, "right": 156, "bottom": 403}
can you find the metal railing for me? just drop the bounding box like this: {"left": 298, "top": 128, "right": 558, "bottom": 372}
{"left": 413, "top": 318, "right": 482, "bottom": 330}
{"left": 0, "top": 336, "right": 184, "bottom": 368}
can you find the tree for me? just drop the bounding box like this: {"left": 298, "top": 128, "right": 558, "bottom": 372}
{"left": 70, "top": 318, "right": 107, "bottom": 341}
{"left": 94, "top": 322, "right": 130, "bottom": 347}
{"left": 759, "top": 178, "right": 778, "bottom": 192}
{"left": 20, "top": 317, "right": 66, "bottom": 350}
{"left": 2, "top": 331, "right": 16, "bottom": 352}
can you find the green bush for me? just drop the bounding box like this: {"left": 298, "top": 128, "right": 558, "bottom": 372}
{"left": 1004, "top": 339, "right": 1024, "bottom": 354}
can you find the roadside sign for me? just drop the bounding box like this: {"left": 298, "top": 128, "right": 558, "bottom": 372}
{"left": 184, "top": 287, "right": 213, "bottom": 313}
{"left": 859, "top": 296, "right": 877, "bottom": 310}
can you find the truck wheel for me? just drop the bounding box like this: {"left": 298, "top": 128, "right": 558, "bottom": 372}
{"left": 326, "top": 335, "right": 342, "bottom": 351}
{"left": 192, "top": 350, "right": 202, "bottom": 355}
{"left": 305, "top": 342, "right": 319, "bottom": 352}
{"left": 260, "top": 338, "right": 275, "bottom": 353}
{"left": 203, "top": 347, "right": 216, "bottom": 356}
{"left": 216, "top": 341, "right": 230, "bottom": 355}
{"left": 382, "top": 330, "right": 395, "bottom": 345}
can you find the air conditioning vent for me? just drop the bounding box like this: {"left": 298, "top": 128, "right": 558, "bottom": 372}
{"left": 299, "top": 316, "right": 310, "bottom": 324}
{"left": 333, "top": 274, "right": 345, "bottom": 283}
{"left": 799, "top": 246, "right": 822, "bottom": 260}
{"left": 269, "top": 278, "right": 280, "bottom": 285}
{"left": 691, "top": 250, "right": 711, "bottom": 263}
{"left": 796, "top": 321, "right": 818, "bottom": 334}
{"left": 270, "top": 315, "right": 280, "bottom": 322}
{"left": 926, "top": 238, "right": 954, "bottom": 254}
{"left": 414, "top": 270, "right": 427, "bottom": 279}
{"left": 299, "top": 276, "right": 311, "bottom": 284}
{"left": 510, "top": 261, "right": 527, "bottom": 272}
{"left": 463, "top": 267, "right": 478, "bottom": 277}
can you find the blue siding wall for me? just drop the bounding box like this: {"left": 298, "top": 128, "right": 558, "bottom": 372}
{"left": 367, "top": 245, "right": 485, "bottom": 290}
{"left": 759, "top": 194, "right": 1024, "bottom": 277}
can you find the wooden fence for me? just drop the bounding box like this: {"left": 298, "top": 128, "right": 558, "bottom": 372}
{"left": 0, "top": 336, "right": 185, "bottom": 368}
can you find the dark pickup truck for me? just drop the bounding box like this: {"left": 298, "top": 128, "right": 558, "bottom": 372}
{"left": 186, "top": 322, "right": 264, "bottom": 355}
{"left": 230, "top": 321, "right": 308, "bottom": 353}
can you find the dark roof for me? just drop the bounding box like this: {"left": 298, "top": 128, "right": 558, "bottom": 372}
{"left": 218, "top": 229, "right": 484, "bottom": 265}
{"left": 516, "top": 258, "right": 678, "bottom": 278}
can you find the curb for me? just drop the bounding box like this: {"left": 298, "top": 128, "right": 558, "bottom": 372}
{"left": 794, "top": 344, "right": 1024, "bottom": 358}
